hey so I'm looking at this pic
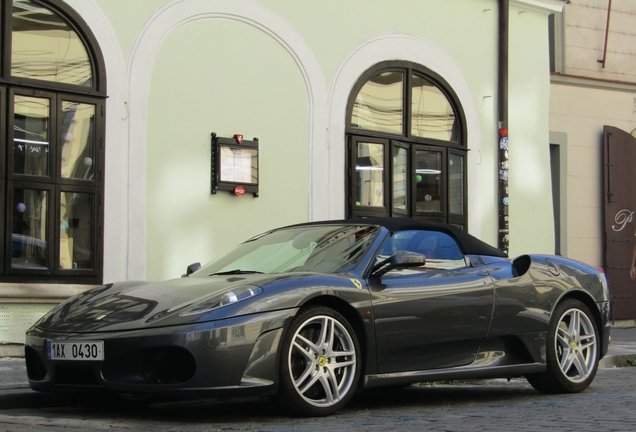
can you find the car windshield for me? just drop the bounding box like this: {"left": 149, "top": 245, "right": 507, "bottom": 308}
{"left": 191, "top": 224, "right": 380, "bottom": 277}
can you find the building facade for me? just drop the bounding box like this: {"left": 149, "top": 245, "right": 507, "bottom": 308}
{"left": 549, "top": 0, "right": 636, "bottom": 323}
{"left": 0, "top": 0, "right": 566, "bottom": 355}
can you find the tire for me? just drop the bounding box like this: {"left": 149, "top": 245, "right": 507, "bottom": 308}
{"left": 526, "top": 299, "right": 599, "bottom": 393}
{"left": 275, "top": 306, "right": 361, "bottom": 417}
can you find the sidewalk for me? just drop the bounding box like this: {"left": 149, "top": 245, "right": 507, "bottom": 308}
{"left": 1, "top": 328, "right": 635, "bottom": 410}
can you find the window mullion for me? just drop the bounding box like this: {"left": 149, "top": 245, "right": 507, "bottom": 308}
{"left": 0, "top": 179, "right": 4, "bottom": 273}
{"left": 404, "top": 69, "right": 411, "bottom": 138}
{"left": 1, "top": 0, "right": 12, "bottom": 80}
{"left": 51, "top": 184, "right": 60, "bottom": 275}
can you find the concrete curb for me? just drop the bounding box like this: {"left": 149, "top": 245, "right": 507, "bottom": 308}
{"left": 600, "top": 354, "right": 636, "bottom": 369}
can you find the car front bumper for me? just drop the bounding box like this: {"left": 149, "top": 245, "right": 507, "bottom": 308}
{"left": 25, "top": 308, "right": 297, "bottom": 398}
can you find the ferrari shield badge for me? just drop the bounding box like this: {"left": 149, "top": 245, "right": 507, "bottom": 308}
{"left": 349, "top": 278, "right": 363, "bottom": 290}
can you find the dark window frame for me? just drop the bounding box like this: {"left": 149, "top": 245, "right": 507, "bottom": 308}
{"left": 0, "top": 0, "right": 105, "bottom": 284}
{"left": 8, "top": 87, "right": 57, "bottom": 183}
{"left": 411, "top": 144, "right": 446, "bottom": 222}
{"left": 390, "top": 141, "right": 410, "bottom": 217}
{"left": 347, "top": 135, "right": 390, "bottom": 218}
{"left": 345, "top": 62, "right": 468, "bottom": 227}
{"left": 1, "top": 0, "right": 107, "bottom": 94}
{"left": 6, "top": 180, "right": 55, "bottom": 275}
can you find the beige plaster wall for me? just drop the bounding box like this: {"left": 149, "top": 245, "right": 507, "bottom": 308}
{"left": 550, "top": 83, "right": 636, "bottom": 266}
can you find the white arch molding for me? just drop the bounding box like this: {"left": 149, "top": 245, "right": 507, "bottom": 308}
{"left": 327, "top": 34, "right": 482, "bottom": 237}
{"left": 67, "top": 0, "right": 328, "bottom": 281}
{"left": 63, "top": 0, "right": 129, "bottom": 283}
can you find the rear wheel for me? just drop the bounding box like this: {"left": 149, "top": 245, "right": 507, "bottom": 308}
{"left": 527, "top": 299, "right": 599, "bottom": 393}
{"left": 276, "top": 306, "right": 360, "bottom": 416}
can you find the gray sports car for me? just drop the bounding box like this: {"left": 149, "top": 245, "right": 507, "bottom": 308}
{"left": 25, "top": 218, "right": 611, "bottom": 416}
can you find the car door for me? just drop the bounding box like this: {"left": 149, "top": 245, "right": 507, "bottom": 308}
{"left": 369, "top": 230, "right": 495, "bottom": 373}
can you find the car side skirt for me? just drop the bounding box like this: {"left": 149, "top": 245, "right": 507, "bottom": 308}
{"left": 363, "top": 363, "right": 545, "bottom": 389}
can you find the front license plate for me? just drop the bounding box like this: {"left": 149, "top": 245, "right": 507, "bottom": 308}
{"left": 47, "top": 341, "right": 104, "bottom": 361}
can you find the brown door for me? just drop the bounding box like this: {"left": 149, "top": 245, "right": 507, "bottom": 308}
{"left": 603, "top": 126, "right": 636, "bottom": 320}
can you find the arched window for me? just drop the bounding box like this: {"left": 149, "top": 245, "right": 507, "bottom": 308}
{"left": 0, "top": 0, "right": 106, "bottom": 284}
{"left": 346, "top": 62, "right": 467, "bottom": 229}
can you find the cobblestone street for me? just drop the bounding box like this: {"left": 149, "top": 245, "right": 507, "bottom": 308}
{"left": 1, "top": 367, "right": 635, "bottom": 431}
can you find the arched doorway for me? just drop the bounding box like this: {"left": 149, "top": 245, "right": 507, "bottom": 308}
{"left": 1, "top": 0, "right": 106, "bottom": 284}
{"left": 345, "top": 61, "right": 467, "bottom": 229}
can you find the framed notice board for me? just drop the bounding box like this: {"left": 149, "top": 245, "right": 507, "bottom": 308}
{"left": 211, "top": 133, "right": 259, "bottom": 197}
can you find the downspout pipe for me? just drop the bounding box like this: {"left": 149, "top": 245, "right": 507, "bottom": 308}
{"left": 498, "top": 0, "right": 510, "bottom": 256}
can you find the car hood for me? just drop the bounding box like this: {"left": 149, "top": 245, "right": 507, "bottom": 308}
{"left": 33, "top": 273, "right": 304, "bottom": 333}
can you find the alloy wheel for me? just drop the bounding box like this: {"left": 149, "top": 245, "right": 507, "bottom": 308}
{"left": 288, "top": 314, "right": 357, "bottom": 408}
{"left": 555, "top": 307, "right": 598, "bottom": 383}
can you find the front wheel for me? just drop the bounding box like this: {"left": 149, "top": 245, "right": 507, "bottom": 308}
{"left": 527, "top": 299, "right": 599, "bottom": 393}
{"left": 275, "top": 306, "right": 361, "bottom": 417}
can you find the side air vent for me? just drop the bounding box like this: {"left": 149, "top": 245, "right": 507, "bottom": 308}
{"left": 512, "top": 255, "right": 531, "bottom": 277}
{"left": 25, "top": 346, "right": 47, "bottom": 381}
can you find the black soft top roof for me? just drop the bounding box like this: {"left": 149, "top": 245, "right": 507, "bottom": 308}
{"left": 290, "top": 218, "right": 507, "bottom": 258}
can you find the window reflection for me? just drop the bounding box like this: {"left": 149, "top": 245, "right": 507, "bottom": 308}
{"left": 356, "top": 143, "right": 384, "bottom": 207}
{"left": 220, "top": 147, "right": 258, "bottom": 184}
{"left": 415, "top": 150, "right": 441, "bottom": 213}
{"left": 449, "top": 154, "right": 464, "bottom": 214}
{"left": 392, "top": 146, "right": 408, "bottom": 212}
{"left": 411, "top": 74, "right": 457, "bottom": 141}
{"left": 12, "top": 188, "right": 47, "bottom": 269}
{"left": 60, "top": 192, "right": 92, "bottom": 270}
{"left": 12, "top": 0, "right": 92, "bottom": 86}
{"left": 14, "top": 95, "right": 49, "bottom": 176}
{"left": 352, "top": 72, "right": 403, "bottom": 134}
{"left": 61, "top": 102, "right": 95, "bottom": 179}
{"left": 379, "top": 230, "right": 466, "bottom": 273}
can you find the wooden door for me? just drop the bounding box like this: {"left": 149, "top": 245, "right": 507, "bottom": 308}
{"left": 603, "top": 126, "right": 636, "bottom": 319}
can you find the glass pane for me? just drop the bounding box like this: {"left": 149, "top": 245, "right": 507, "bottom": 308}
{"left": 12, "top": 0, "right": 92, "bottom": 86}
{"left": 379, "top": 230, "right": 466, "bottom": 273}
{"left": 60, "top": 192, "right": 92, "bottom": 270}
{"left": 415, "top": 150, "right": 442, "bottom": 213}
{"left": 351, "top": 72, "right": 403, "bottom": 134}
{"left": 14, "top": 95, "right": 49, "bottom": 176}
{"left": 61, "top": 102, "right": 95, "bottom": 179}
{"left": 355, "top": 142, "right": 384, "bottom": 207}
{"left": 411, "top": 74, "right": 457, "bottom": 141}
{"left": 220, "top": 146, "right": 258, "bottom": 184}
{"left": 449, "top": 154, "right": 464, "bottom": 215}
{"left": 392, "top": 146, "right": 408, "bottom": 212}
{"left": 12, "top": 188, "right": 47, "bottom": 269}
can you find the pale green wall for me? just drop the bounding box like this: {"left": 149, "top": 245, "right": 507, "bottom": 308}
{"left": 260, "top": 0, "right": 499, "bottom": 88}
{"left": 147, "top": 19, "right": 309, "bottom": 280}
{"left": 507, "top": 5, "right": 555, "bottom": 257}
{"left": 260, "top": 0, "right": 502, "bottom": 243}
{"left": 88, "top": 0, "right": 555, "bottom": 279}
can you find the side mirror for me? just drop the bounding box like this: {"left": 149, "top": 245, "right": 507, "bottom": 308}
{"left": 372, "top": 251, "right": 426, "bottom": 278}
{"left": 182, "top": 262, "right": 201, "bottom": 277}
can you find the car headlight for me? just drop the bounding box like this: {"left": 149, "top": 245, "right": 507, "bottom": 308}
{"left": 180, "top": 286, "right": 263, "bottom": 316}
